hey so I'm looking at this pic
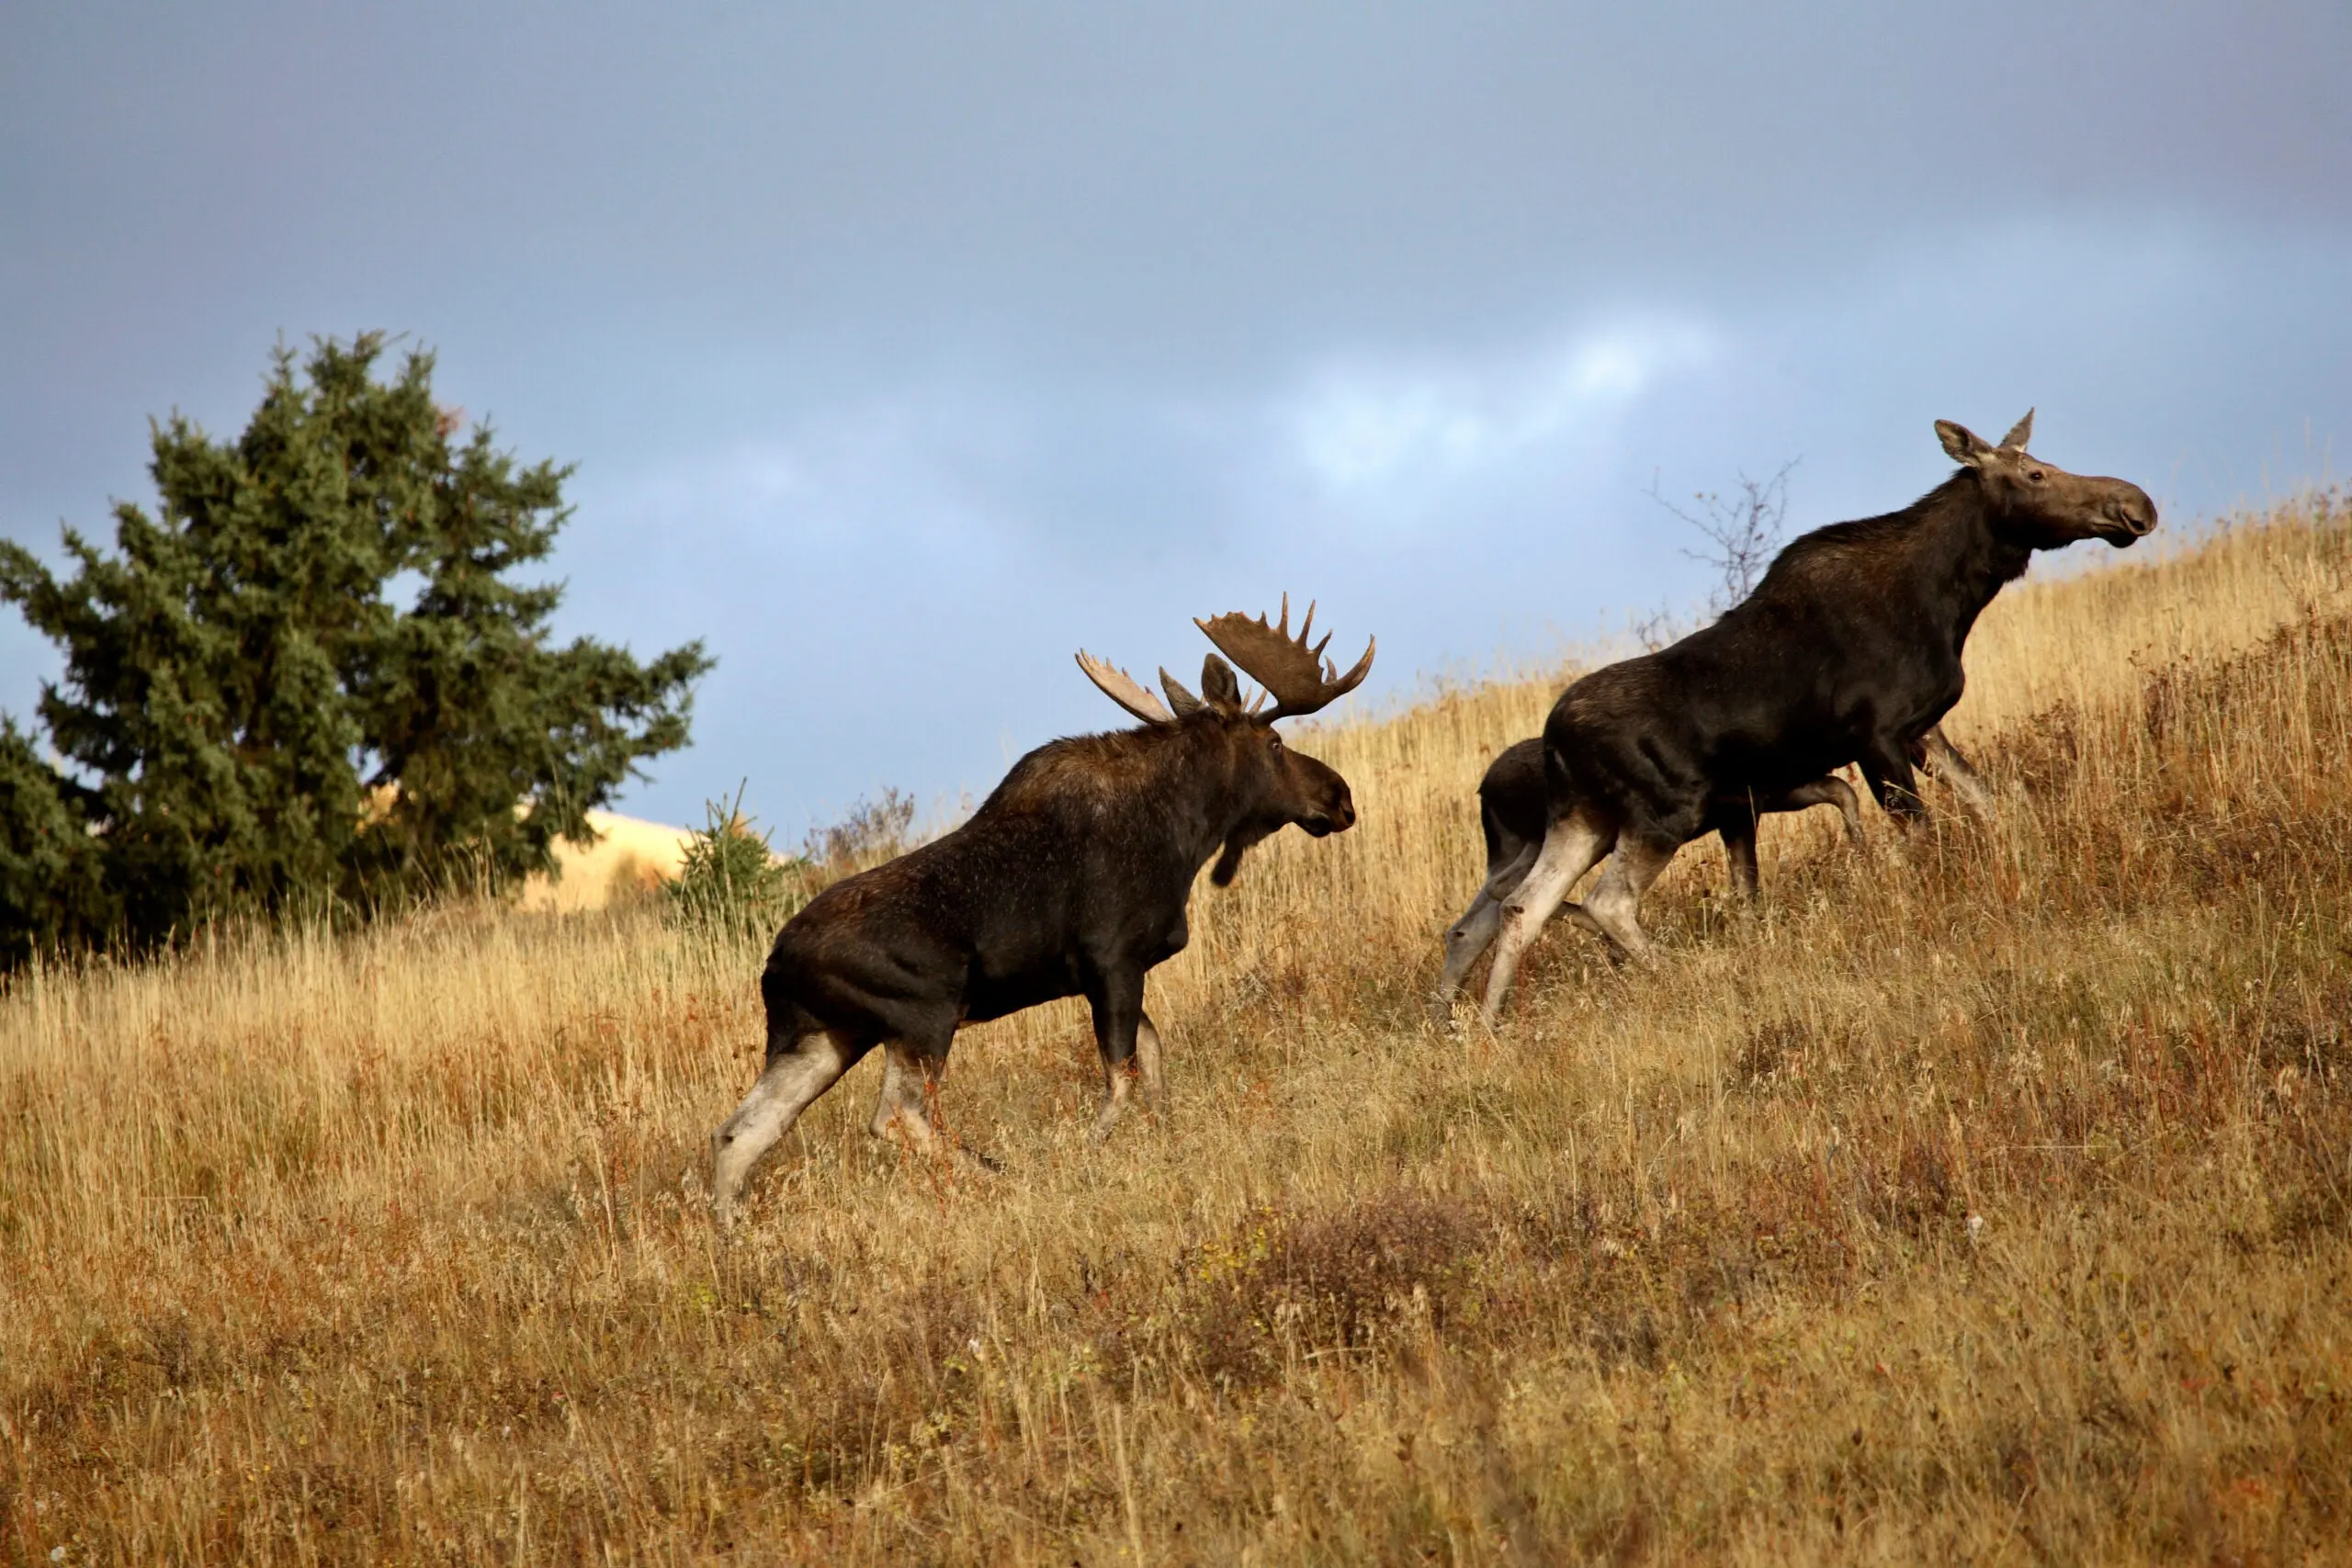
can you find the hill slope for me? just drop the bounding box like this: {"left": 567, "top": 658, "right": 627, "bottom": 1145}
{"left": 4, "top": 496, "right": 2349, "bottom": 1563}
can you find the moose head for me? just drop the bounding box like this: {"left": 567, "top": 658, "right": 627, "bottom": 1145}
{"left": 1077, "top": 596, "right": 1374, "bottom": 883}
{"left": 1937, "top": 410, "right": 2158, "bottom": 551}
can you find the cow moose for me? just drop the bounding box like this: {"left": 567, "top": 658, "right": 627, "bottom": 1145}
{"left": 710, "top": 599, "right": 1374, "bottom": 1225}
{"left": 1429, "top": 721, "right": 1993, "bottom": 1021}
{"left": 1476, "top": 412, "right": 2155, "bottom": 1025}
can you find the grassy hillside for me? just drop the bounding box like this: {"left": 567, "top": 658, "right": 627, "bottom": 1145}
{"left": 5, "top": 496, "right": 2350, "bottom": 1563}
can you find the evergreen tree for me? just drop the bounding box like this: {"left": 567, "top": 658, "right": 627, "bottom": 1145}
{"left": 0, "top": 720, "right": 112, "bottom": 965}
{"left": 0, "top": 333, "right": 711, "bottom": 958}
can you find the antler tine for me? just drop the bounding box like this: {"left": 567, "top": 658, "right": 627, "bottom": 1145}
{"left": 1193, "top": 596, "right": 1377, "bottom": 721}
{"left": 1074, "top": 650, "right": 1174, "bottom": 726}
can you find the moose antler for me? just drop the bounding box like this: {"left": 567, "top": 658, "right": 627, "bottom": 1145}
{"left": 1194, "top": 594, "right": 1375, "bottom": 721}
{"left": 1075, "top": 651, "right": 1174, "bottom": 725}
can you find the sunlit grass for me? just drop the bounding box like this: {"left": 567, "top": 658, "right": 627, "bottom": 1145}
{"left": 4, "top": 493, "right": 2349, "bottom": 1562}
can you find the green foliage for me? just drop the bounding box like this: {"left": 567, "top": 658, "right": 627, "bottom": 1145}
{"left": 666, "top": 786, "right": 802, "bottom": 936}
{"left": 0, "top": 333, "right": 712, "bottom": 959}
{"left": 0, "top": 720, "right": 114, "bottom": 966}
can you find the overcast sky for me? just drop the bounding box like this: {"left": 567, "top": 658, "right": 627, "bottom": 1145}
{"left": 6, "top": 2, "right": 2348, "bottom": 833}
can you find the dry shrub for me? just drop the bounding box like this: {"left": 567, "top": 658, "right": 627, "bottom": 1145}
{"left": 1170, "top": 1192, "right": 1490, "bottom": 1388}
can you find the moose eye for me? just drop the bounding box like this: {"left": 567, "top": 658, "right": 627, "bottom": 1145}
{"left": 1267, "top": 729, "right": 1283, "bottom": 752}
{"left": 2028, "top": 468, "right": 2047, "bottom": 484}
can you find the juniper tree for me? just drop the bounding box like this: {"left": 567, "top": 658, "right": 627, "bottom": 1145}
{"left": 0, "top": 333, "right": 711, "bottom": 957}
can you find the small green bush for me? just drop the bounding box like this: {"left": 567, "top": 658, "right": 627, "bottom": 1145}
{"left": 665, "top": 786, "right": 802, "bottom": 937}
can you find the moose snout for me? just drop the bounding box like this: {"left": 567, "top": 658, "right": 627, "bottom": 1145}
{"left": 2103, "top": 490, "right": 2158, "bottom": 544}
{"left": 1295, "top": 787, "right": 1357, "bottom": 837}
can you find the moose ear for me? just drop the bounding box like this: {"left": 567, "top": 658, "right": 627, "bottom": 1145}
{"left": 1199, "top": 653, "right": 1244, "bottom": 709}
{"left": 1158, "top": 667, "right": 1203, "bottom": 717}
{"left": 1936, "top": 419, "right": 1996, "bottom": 468}
{"left": 1999, "top": 408, "right": 2034, "bottom": 451}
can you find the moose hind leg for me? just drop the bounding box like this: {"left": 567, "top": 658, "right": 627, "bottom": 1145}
{"left": 1133, "top": 1010, "right": 1168, "bottom": 1115}
{"left": 1432, "top": 842, "right": 1537, "bottom": 1022}
{"left": 1918, "top": 727, "right": 1997, "bottom": 815}
{"left": 1432, "top": 894, "right": 1504, "bottom": 1021}
{"left": 1478, "top": 810, "right": 1614, "bottom": 1029}
{"left": 1584, "top": 832, "right": 1678, "bottom": 961}
{"left": 870, "top": 1033, "right": 956, "bottom": 1152}
{"left": 711, "top": 1024, "right": 862, "bottom": 1226}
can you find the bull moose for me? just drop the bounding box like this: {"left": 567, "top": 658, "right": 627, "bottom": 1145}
{"left": 711, "top": 599, "right": 1374, "bottom": 1224}
{"left": 1476, "top": 412, "right": 2154, "bottom": 1024}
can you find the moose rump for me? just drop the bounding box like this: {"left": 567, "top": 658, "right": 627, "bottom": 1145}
{"left": 711, "top": 599, "right": 1374, "bottom": 1225}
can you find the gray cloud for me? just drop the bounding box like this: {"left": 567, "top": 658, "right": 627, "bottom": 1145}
{"left": 5, "top": 2, "right": 2347, "bottom": 830}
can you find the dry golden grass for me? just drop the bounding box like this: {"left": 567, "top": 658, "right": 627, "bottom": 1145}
{"left": 5, "top": 495, "right": 2351, "bottom": 1564}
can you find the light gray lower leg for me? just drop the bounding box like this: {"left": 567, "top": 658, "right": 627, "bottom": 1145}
{"left": 1919, "top": 728, "right": 1997, "bottom": 815}
{"left": 1089, "top": 1059, "right": 1137, "bottom": 1144}
{"left": 1584, "top": 837, "right": 1677, "bottom": 962}
{"left": 1431, "top": 843, "right": 1538, "bottom": 1020}
{"left": 1133, "top": 1011, "right": 1167, "bottom": 1114}
{"left": 1477, "top": 814, "right": 1613, "bottom": 1029}
{"left": 711, "top": 1033, "right": 855, "bottom": 1225}
{"left": 1433, "top": 892, "right": 1502, "bottom": 1020}
{"left": 871, "top": 1041, "right": 947, "bottom": 1150}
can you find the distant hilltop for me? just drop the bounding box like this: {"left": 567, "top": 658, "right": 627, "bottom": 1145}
{"left": 517, "top": 809, "right": 696, "bottom": 913}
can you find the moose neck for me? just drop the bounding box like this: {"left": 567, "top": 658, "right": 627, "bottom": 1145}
{"left": 1153, "top": 717, "right": 1273, "bottom": 869}
{"left": 1901, "top": 471, "right": 2036, "bottom": 648}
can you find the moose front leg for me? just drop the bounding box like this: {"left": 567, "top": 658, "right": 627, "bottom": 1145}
{"left": 1781, "top": 773, "right": 1867, "bottom": 848}
{"left": 1086, "top": 970, "right": 1149, "bottom": 1144}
